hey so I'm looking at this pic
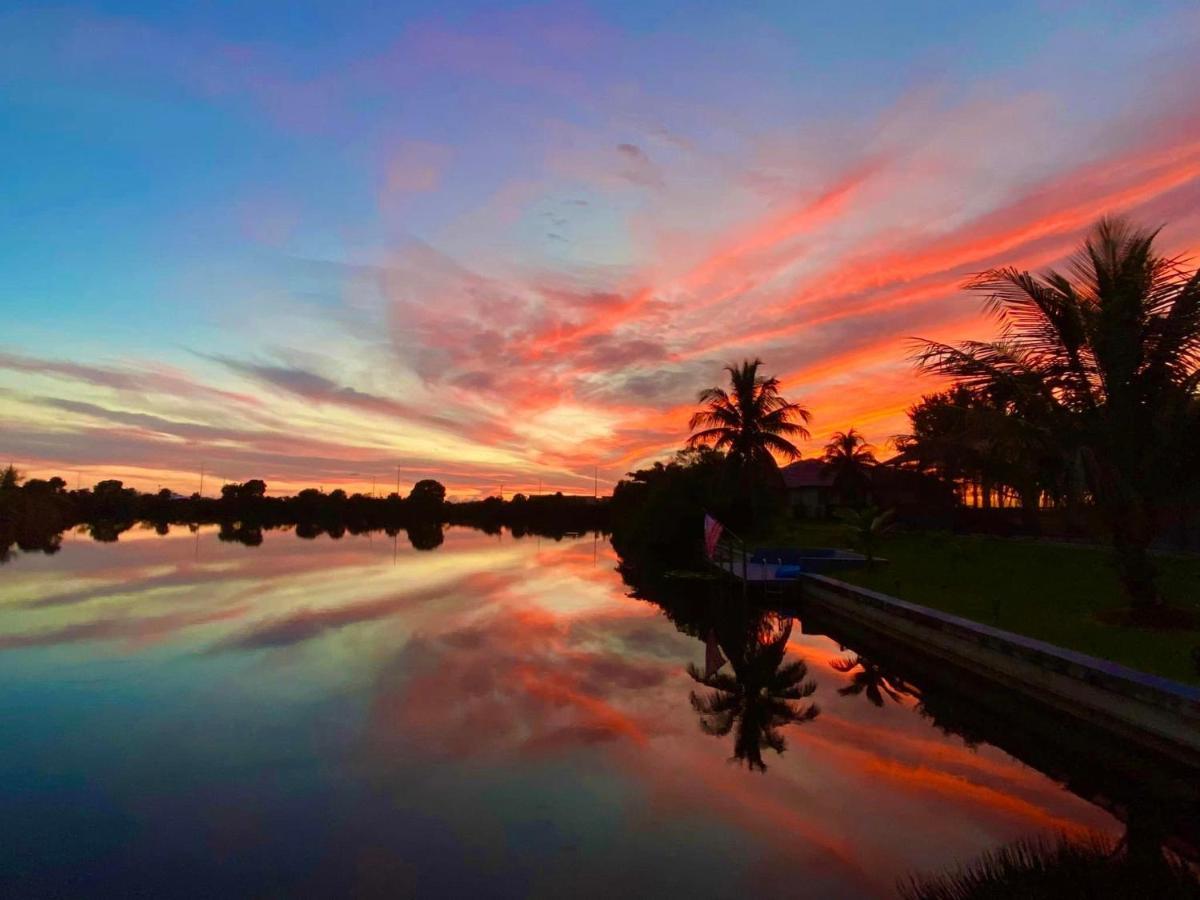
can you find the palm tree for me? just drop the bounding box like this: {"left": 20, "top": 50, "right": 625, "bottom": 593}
{"left": 830, "top": 653, "right": 918, "bottom": 707}
{"left": 836, "top": 505, "right": 895, "bottom": 564}
{"left": 914, "top": 217, "right": 1200, "bottom": 609}
{"left": 687, "top": 616, "right": 819, "bottom": 771}
{"left": 688, "top": 359, "right": 811, "bottom": 522}
{"left": 821, "top": 428, "right": 877, "bottom": 506}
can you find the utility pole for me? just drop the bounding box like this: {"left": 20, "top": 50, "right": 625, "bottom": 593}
{"left": 372, "top": 475, "right": 377, "bottom": 498}
{"left": 594, "top": 466, "right": 598, "bottom": 499}
{"left": 396, "top": 465, "right": 401, "bottom": 497}
{"left": 199, "top": 464, "right": 205, "bottom": 497}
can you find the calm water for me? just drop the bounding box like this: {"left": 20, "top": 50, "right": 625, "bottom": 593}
{"left": 0, "top": 525, "right": 1144, "bottom": 897}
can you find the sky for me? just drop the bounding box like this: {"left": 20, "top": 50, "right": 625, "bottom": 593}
{"left": 2, "top": 1, "right": 1200, "bottom": 498}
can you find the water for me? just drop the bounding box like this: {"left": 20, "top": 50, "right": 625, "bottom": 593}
{"left": 0, "top": 525, "right": 1176, "bottom": 897}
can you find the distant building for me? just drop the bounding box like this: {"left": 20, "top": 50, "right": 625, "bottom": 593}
{"left": 780, "top": 458, "right": 956, "bottom": 523}
{"left": 780, "top": 459, "right": 834, "bottom": 518}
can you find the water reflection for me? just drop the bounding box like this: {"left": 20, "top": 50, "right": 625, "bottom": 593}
{"left": 218, "top": 521, "right": 264, "bottom": 546}
{"left": 796, "top": 604, "right": 1200, "bottom": 867}
{"left": 900, "top": 831, "right": 1200, "bottom": 899}
{"left": 0, "top": 529, "right": 61, "bottom": 562}
{"left": 829, "top": 653, "right": 919, "bottom": 708}
{"left": 627, "top": 568, "right": 1199, "bottom": 879}
{"left": 88, "top": 519, "right": 133, "bottom": 542}
{"left": 405, "top": 521, "right": 445, "bottom": 551}
{"left": 687, "top": 611, "right": 819, "bottom": 771}
{"left": 0, "top": 526, "right": 1194, "bottom": 897}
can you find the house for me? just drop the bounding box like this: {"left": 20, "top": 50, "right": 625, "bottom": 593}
{"left": 780, "top": 459, "right": 835, "bottom": 518}
{"left": 780, "top": 458, "right": 957, "bottom": 523}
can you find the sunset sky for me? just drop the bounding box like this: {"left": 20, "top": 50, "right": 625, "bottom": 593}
{"left": 3, "top": 1, "right": 1200, "bottom": 497}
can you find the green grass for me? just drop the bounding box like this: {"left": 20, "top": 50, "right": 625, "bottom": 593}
{"left": 771, "top": 521, "right": 1200, "bottom": 685}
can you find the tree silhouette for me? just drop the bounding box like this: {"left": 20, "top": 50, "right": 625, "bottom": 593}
{"left": 821, "top": 428, "right": 876, "bottom": 506}
{"left": 405, "top": 521, "right": 444, "bottom": 550}
{"left": 408, "top": 479, "right": 446, "bottom": 514}
{"left": 830, "top": 653, "right": 918, "bottom": 707}
{"left": 688, "top": 358, "right": 810, "bottom": 524}
{"left": 218, "top": 521, "right": 264, "bottom": 546}
{"left": 688, "top": 615, "right": 819, "bottom": 771}
{"left": 835, "top": 505, "right": 895, "bottom": 564}
{"left": 221, "top": 479, "right": 266, "bottom": 500}
{"left": 915, "top": 217, "right": 1200, "bottom": 607}
{"left": 0, "top": 465, "right": 22, "bottom": 491}
{"left": 895, "top": 386, "right": 1067, "bottom": 530}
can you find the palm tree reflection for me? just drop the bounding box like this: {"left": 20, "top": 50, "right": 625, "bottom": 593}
{"left": 830, "top": 653, "right": 919, "bottom": 707}
{"left": 687, "top": 614, "right": 819, "bottom": 772}
{"left": 899, "top": 829, "right": 1199, "bottom": 898}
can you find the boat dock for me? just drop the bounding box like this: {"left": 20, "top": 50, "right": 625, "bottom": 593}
{"left": 708, "top": 540, "right": 871, "bottom": 583}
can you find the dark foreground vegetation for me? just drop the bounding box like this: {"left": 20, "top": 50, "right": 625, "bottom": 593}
{"left": 0, "top": 470, "right": 607, "bottom": 562}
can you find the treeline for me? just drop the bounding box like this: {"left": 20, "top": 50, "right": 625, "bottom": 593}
{"left": 610, "top": 446, "right": 746, "bottom": 572}
{"left": 0, "top": 469, "right": 609, "bottom": 562}
{"left": 906, "top": 218, "right": 1200, "bottom": 611}
{"left": 443, "top": 492, "right": 608, "bottom": 536}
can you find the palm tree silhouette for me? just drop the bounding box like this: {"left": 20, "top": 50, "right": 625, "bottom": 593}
{"left": 821, "top": 428, "right": 877, "bottom": 506}
{"left": 915, "top": 217, "right": 1200, "bottom": 608}
{"left": 830, "top": 653, "right": 918, "bottom": 707}
{"left": 688, "top": 616, "right": 819, "bottom": 772}
{"left": 834, "top": 505, "right": 895, "bottom": 564}
{"left": 688, "top": 358, "right": 811, "bottom": 473}
{"left": 688, "top": 358, "right": 811, "bottom": 523}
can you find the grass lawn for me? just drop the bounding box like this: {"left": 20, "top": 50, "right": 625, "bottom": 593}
{"left": 770, "top": 521, "right": 1200, "bottom": 686}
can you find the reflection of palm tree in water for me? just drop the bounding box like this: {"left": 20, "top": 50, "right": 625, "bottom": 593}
{"left": 688, "top": 613, "right": 819, "bottom": 772}
{"left": 899, "top": 828, "right": 1198, "bottom": 899}
{"left": 830, "top": 653, "right": 919, "bottom": 707}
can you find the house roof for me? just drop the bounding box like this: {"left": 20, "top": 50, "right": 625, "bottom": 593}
{"left": 780, "top": 459, "right": 834, "bottom": 489}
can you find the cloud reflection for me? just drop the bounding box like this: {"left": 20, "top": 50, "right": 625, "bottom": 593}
{"left": 0, "top": 528, "right": 1122, "bottom": 897}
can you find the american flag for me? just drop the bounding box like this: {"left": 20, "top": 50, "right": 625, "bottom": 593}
{"left": 703, "top": 513, "right": 723, "bottom": 559}
{"left": 705, "top": 628, "right": 727, "bottom": 678}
